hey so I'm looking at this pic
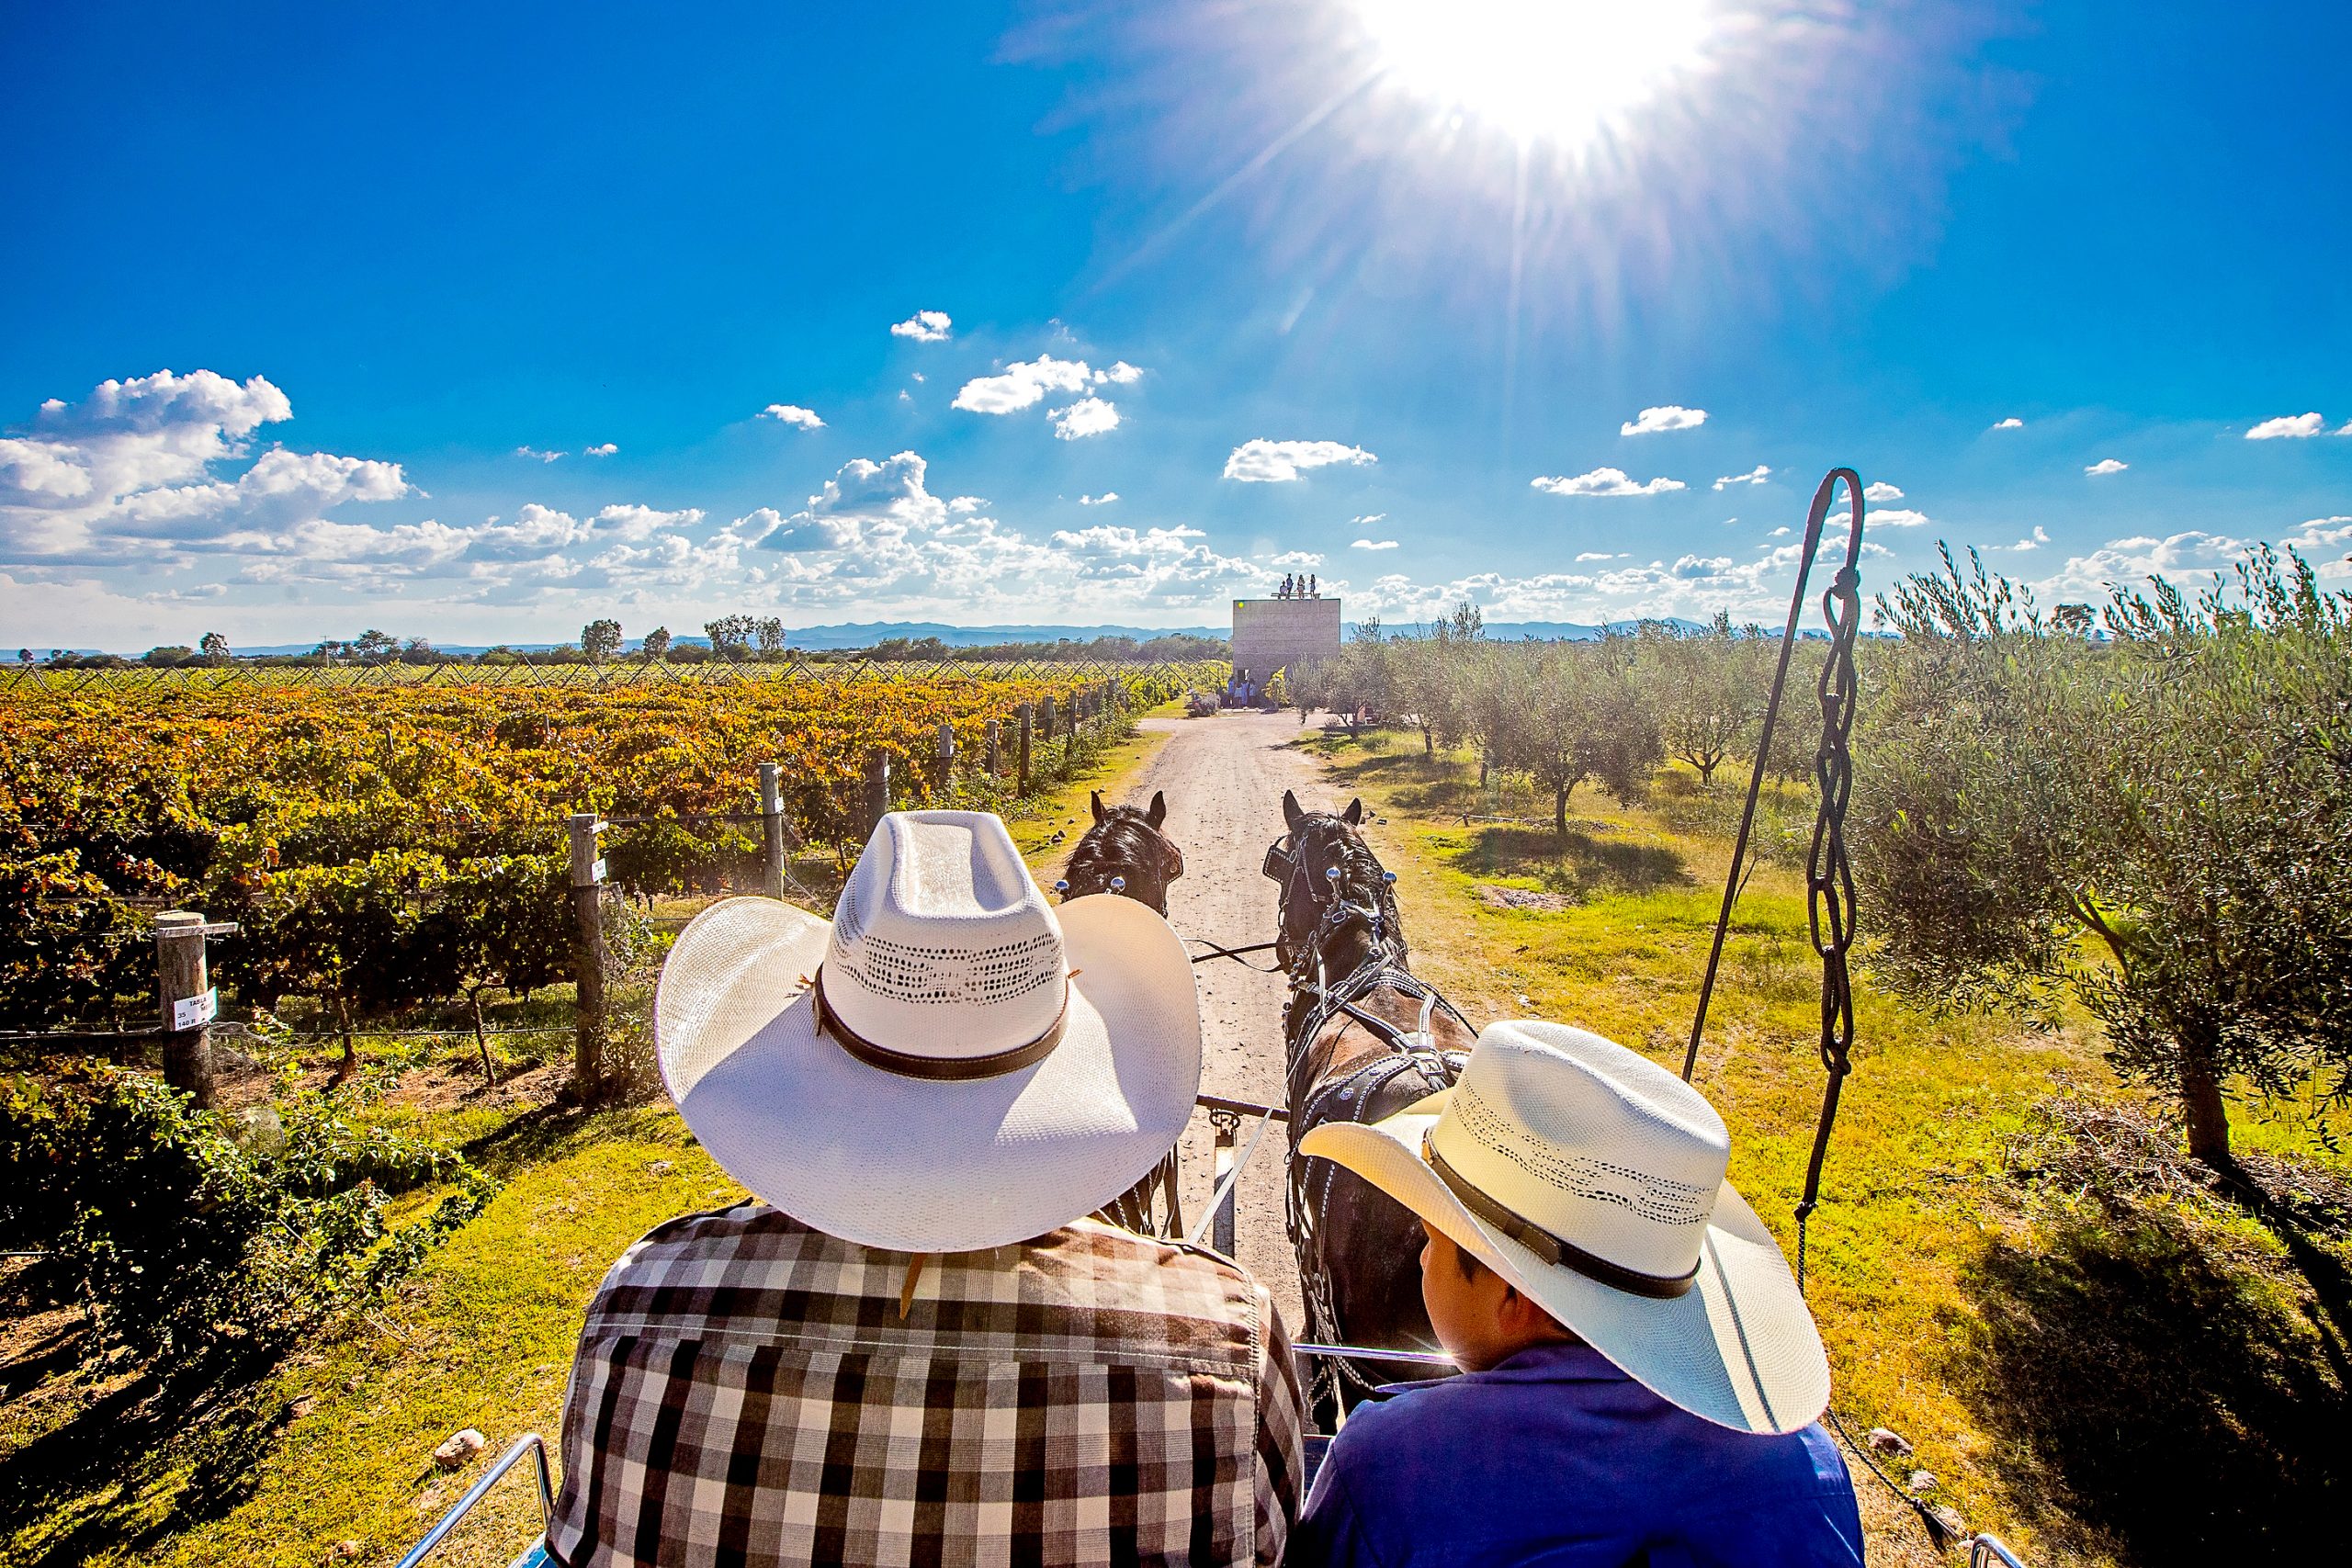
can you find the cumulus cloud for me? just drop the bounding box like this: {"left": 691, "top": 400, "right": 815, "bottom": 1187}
{"left": 762, "top": 404, "right": 824, "bottom": 429}
{"left": 954, "top": 356, "right": 1143, "bottom": 425}
{"left": 1352, "top": 538, "right": 1398, "bottom": 550}
{"left": 1351, "top": 513, "right": 1386, "bottom": 525}
{"left": 1621, "top": 405, "right": 1707, "bottom": 436}
{"left": 1713, "top": 465, "right": 1770, "bottom": 490}
{"left": 1223, "top": 439, "right": 1378, "bottom": 482}
{"left": 1272, "top": 550, "right": 1323, "bottom": 568}
{"left": 1863, "top": 481, "right": 1905, "bottom": 502}
{"left": 1991, "top": 416, "right": 2025, "bottom": 431}
{"left": 2009, "top": 525, "right": 2052, "bottom": 552}
{"left": 1575, "top": 551, "right": 1623, "bottom": 561}
{"left": 2085, "top": 457, "right": 2129, "bottom": 476}
{"left": 1079, "top": 492, "right": 1119, "bottom": 505}
{"left": 2245, "top": 412, "right": 2324, "bottom": 440}
{"left": 1047, "top": 397, "right": 1121, "bottom": 440}
{"left": 1531, "top": 467, "right": 1685, "bottom": 497}
{"left": 515, "top": 446, "right": 563, "bottom": 462}
{"left": 889, "top": 310, "right": 952, "bottom": 343}
{"left": 1866, "top": 508, "right": 1931, "bottom": 529}
{"left": 583, "top": 443, "right": 618, "bottom": 457}
{"left": 947, "top": 495, "right": 988, "bottom": 513}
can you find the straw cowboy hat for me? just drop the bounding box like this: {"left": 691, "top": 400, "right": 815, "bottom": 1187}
{"left": 656, "top": 810, "right": 1202, "bottom": 1253}
{"left": 1300, "top": 1021, "right": 1831, "bottom": 1435}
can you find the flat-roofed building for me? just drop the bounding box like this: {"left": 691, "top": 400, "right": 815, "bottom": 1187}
{"left": 1230, "top": 595, "right": 1341, "bottom": 689}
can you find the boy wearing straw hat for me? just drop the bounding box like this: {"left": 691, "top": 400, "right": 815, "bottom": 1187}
{"left": 546, "top": 811, "right": 1304, "bottom": 1568}
{"left": 1288, "top": 1021, "right": 1863, "bottom": 1567}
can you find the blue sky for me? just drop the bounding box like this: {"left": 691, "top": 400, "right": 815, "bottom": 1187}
{"left": 3, "top": 0, "right": 2348, "bottom": 649}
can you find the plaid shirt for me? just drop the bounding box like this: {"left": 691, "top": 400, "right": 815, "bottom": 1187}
{"left": 548, "top": 1205, "right": 1304, "bottom": 1568}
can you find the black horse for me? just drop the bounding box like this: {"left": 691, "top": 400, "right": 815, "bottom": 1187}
{"left": 1272, "top": 789, "right": 1478, "bottom": 1420}
{"left": 1057, "top": 789, "right": 1188, "bottom": 1235}
{"left": 1058, "top": 789, "right": 1183, "bottom": 914}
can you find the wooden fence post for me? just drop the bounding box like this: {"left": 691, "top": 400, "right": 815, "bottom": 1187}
{"left": 1017, "top": 705, "right": 1033, "bottom": 795}
{"left": 568, "top": 814, "right": 608, "bottom": 1099}
{"left": 758, "top": 761, "right": 787, "bottom": 898}
{"left": 862, "top": 750, "right": 891, "bottom": 836}
{"left": 154, "top": 909, "right": 224, "bottom": 1109}
{"left": 985, "top": 718, "right": 1001, "bottom": 779}
{"left": 935, "top": 723, "right": 956, "bottom": 802}
{"left": 1040, "top": 695, "right": 1057, "bottom": 741}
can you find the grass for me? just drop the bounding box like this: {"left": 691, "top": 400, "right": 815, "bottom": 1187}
{"left": 1300, "top": 726, "right": 2352, "bottom": 1568}
{"left": 0, "top": 715, "right": 1171, "bottom": 1568}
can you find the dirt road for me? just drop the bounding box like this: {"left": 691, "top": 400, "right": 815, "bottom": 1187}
{"left": 1067, "top": 709, "right": 1341, "bottom": 1333}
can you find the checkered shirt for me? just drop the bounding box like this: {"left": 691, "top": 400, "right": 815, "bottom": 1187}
{"left": 547, "top": 1205, "right": 1304, "bottom": 1568}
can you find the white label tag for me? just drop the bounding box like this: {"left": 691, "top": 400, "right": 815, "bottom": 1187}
{"left": 592, "top": 858, "right": 607, "bottom": 883}
{"left": 174, "top": 987, "right": 218, "bottom": 1030}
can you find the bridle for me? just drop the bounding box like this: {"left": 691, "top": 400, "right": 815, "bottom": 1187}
{"left": 1261, "top": 825, "right": 1398, "bottom": 977}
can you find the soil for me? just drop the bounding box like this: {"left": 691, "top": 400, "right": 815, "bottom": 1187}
{"left": 1060, "top": 709, "right": 1335, "bottom": 1334}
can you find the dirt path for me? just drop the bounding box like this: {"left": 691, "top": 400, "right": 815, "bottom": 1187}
{"left": 1069, "top": 709, "right": 1337, "bottom": 1333}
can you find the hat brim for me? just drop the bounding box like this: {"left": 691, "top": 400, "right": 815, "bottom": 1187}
{"left": 1299, "top": 1098, "right": 1830, "bottom": 1435}
{"left": 657, "top": 893, "right": 1202, "bottom": 1253}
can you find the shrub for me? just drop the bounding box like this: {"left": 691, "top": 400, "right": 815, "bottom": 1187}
{"left": 0, "top": 1066, "right": 494, "bottom": 1361}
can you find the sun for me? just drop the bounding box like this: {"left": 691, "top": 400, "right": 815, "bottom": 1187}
{"left": 1351, "top": 0, "right": 1723, "bottom": 151}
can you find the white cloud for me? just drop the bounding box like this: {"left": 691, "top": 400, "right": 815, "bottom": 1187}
{"left": 1866, "top": 508, "right": 1931, "bottom": 529}
{"left": 1991, "top": 416, "right": 2025, "bottom": 431}
{"left": 1047, "top": 397, "right": 1121, "bottom": 440}
{"left": 1351, "top": 513, "right": 1386, "bottom": 525}
{"left": 583, "top": 443, "right": 617, "bottom": 457}
{"left": 2085, "top": 457, "right": 2129, "bottom": 476}
{"left": 1769, "top": 526, "right": 1791, "bottom": 536}
{"left": 1223, "top": 439, "right": 1378, "bottom": 482}
{"left": 1079, "top": 492, "right": 1119, "bottom": 505}
{"left": 2245, "top": 412, "right": 2324, "bottom": 440}
{"left": 515, "top": 446, "right": 563, "bottom": 463}
{"left": 761, "top": 404, "right": 824, "bottom": 430}
{"left": 1352, "top": 538, "right": 1398, "bottom": 550}
{"left": 1863, "top": 480, "right": 1904, "bottom": 502}
{"left": 889, "top": 310, "right": 952, "bottom": 343}
{"left": 947, "top": 495, "right": 988, "bottom": 513}
{"left": 2008, "top": 525, "right": 2052, "bottom": 551}
{"left": 1621, "top": 405, "right": 1707, "bottom": 436}
{"left": 1574, "top": 551, "right": 1623, "bottom": 561}
{"left": 953, "top": 355, "right": 1144, "bottom": 418}
{"left": 1272, "top": 550, "right": 1323, "bottom": 568}
{"left": 1713, "top": 465, "right": 1770, "bottom": 490}
{"left": 1531, "top": 467, "right": 1685, "bottom": 497}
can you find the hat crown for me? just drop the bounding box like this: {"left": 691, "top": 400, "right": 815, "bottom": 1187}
{"left": 1429, "top": 1022, "right": 1726, "bottom": 1283}
{"left": 825, "top": 811, "right": 1068, "bottom": 1058}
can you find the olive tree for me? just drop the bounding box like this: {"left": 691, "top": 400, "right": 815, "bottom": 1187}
{"left": 1853, "top": 547, "right": 2352, "bottom": 1170}
{"left": 1641, "top": 613, "right": 1768, "bottom": 784}
{"left": 1501, "top": 638, "right": 1662, "bottom": 836}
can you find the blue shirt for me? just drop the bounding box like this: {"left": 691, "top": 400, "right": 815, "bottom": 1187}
{"left": 1290, "top": 1343, "right": 1864, "bottom": 1567}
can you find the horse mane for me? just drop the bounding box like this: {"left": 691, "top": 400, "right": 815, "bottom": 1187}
{"left": 1063, "top": 807, "right": 1168, "bottom": 900}
{"left": 1287, "top": 813, "right": 1408, "bottom": 966}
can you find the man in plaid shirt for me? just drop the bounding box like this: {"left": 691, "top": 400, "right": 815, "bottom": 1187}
{"left": 548, "top": 811, "right": 1305, "bottom": 1566}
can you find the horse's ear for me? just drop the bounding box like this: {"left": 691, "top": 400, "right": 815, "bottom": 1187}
{"left": 1091, "top": 790, "right": 1105, "bottom": 825}
{"left": 1342, "top": 797, "right": 1364, "bottom": 825}
{"left": 1282, "top": 789, "right": 1304, "bottom": 829}
{"left": 1146, "top": 789, "right": 1167, "bottom": 829}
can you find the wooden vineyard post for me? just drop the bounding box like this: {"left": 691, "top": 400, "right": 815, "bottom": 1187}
{"left": 1040, "top": 695, "right": 1057, "bottom": 742}
{"left": 154, "top": 909, "right": 232, "bottom": 1110}
{"left": 985, "top": 718, "right": 1001, "bottom": 779}
{"left": 568, "top": 814, "right": 609, "bottom": 1100}
{"left": 935, "top": 723, "right": 956, "bottom": 802}
{"left": 861, "top": 750, "right": 891, "bottom": 836}
{"left": 758, "top": 761, "right": 787, "bottom": 898}
{"left": 1017, "top": 705, "right": 1034, "bottom": 795}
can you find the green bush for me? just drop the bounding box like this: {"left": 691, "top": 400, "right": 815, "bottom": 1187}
{"left": 0, "top": 1066, "right": 494, "bottom": 1361}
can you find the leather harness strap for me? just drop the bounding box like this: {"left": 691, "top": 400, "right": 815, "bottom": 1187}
{"left": 1422, "top": 1131, "right": 1700, "bottom": 1301}
{"left": 809, "top": 966, "right": 1069, "bottom": 1081}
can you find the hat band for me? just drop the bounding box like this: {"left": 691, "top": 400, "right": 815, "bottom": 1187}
{"left": 810, "top": 965, "right": 1069, "bottom": 1081}
{"left": 1425, "top": 1131, "right": 1699, "bottom": 1301}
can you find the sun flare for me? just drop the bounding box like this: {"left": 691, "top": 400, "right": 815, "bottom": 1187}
{"left": 1353, "top": 0, "right": 1721, "bottom": 150}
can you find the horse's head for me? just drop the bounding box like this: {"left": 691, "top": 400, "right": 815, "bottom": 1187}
{"left": 1057, "top": 789, "right": 1184, "bottom": 915}
{"left": 1269, "top": 788, "right": 1406, "bottom": 977}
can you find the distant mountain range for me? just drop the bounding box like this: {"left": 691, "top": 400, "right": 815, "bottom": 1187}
{"left": 24, "top": 614, "right": 1804, "bottom": 661}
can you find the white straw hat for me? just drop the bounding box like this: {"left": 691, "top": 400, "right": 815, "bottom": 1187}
{"left": 656, "top": 810, "right": 1203, "bottom": 1253}
{"left": 1299, "top": 1021, "right": 1830, "bottom": 1434}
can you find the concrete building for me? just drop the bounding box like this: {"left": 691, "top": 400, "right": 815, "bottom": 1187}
{"left": 1230, "top": 596, "right": 1341, "bottom": 688}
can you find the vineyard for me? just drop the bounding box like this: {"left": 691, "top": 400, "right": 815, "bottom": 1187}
{"left": 0, "top": 660, "right": 1219, "bottom": 1057}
